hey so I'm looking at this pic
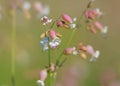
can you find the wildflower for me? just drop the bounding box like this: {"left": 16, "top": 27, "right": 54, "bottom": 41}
{"left": 69, "top": 17, "right": 77, "bottom": 29}
{"left": 84, "top": 8, "right": 102, "bottom": 20}
{"left": 62, "top": 13, "right": 72, "bottom": 23}
{"left": 57, "top": 20, "right": 64, "bottom": 27}
{"left": 64, "top": 47, "right": 78, "bottom": 55}
{"left": 49, "top": 37, "right": 61, "bottom": 49}
{"left": 40, "top": 36, "right": 49, "bottom": 50}
{"left": 39, "top": 69, "right": 48, "bottom": 81}
{"left": 40, "top": 30, "right": 61, "bottom": 50}
{"left": 37, "top": 69, "right": 48, "bottom": 86}
{"left": 94, "top": 21, "right": 108, "bottom": 34}
{"left": 37, "top": 80, "right": 44, "bottom": 86}
{"left": 85, "top": 45, "right": 100, "bottom": 62}
{"left": 77, "top": 43, "right": 100, "bottom": 62}
{"left": 49, "top": 29, "right": 56, "bottom": 39}
{"left": 41, "top": 16, "right": 52, "bottom": 25}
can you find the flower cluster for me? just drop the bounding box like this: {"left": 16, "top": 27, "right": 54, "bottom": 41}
{"left": 57, "top": 14, "right": 77, "bottom": 29}
{"left": 37, "top": 0, "right": 108, "bottom": 86}
{"left": 40, "top": 29, "right": 61, "bottom": 51}
{"left": 64, "top": 43, "right": 100, "bottom": 62}
{"left": 84, "top": 2, "right": 108, "bottom": 36}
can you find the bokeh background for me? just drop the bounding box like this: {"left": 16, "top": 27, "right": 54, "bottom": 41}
{"left": 0, "top": 0, "right": 120, "bottom": 86}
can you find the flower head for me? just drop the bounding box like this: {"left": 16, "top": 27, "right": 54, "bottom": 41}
{"left": 37, "top": 80, "right": 44, "bottom": 86}
{"left": 62, "top": 13, "right": 72, "bottom": 23}
{"left": 39, "top": 69, "right": 48, "bottom": 81}
{"left": 41, "top": 16, "right": 52, "bottom": 25}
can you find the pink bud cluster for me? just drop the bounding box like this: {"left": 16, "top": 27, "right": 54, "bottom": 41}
{"left": 64, "top": 43, "right": 100, "bottom": 62}
{"left": 84, "top": 8, "right": 108, "bottom": 35}
{"left": 57, "top": 13, "right": 77, "bottom": 29}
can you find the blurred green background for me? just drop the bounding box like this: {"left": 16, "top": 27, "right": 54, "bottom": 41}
{"left": 0, "top": 0, "right": 120, "bottom": 86}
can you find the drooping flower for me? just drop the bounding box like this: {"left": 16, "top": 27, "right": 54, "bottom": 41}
{"left": 84, "top": 8, "right": 102, "bottom": 20}
{"left": 94, "top": 21, "right": 108, "bottom": 34}
{"left": 77, "top": 43, "right": 100, "bottom": 62}
{"left": 39, "top": 69, "right": 48, "bottom": 81}
{"left": 62, "top": 13, "right": 72, "bottom": 23}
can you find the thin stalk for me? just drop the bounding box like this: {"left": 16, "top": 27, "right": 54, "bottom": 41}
{"left": 66, "top": 29, "right": 76, "bottom": 47}
{"left": 48, "top": 37, "right": 52, "bottom": 86}
{"left": 11, "top": 10, "right": 16, "bottom": 86}
{"left": 55, "top": 29, "right": 76, "bottom": 66}
{"left": 55, "top": 1, "right": 90, "bottom": 66}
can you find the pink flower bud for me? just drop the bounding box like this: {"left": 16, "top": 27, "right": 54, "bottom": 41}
{"left": 86, "top": 45, "right": 95, "bottom": 56}
{"left": 88, "top": 24, "right": 97, "bottom": 34}
{"left": 57, "top": 21, "right": 63, "bottom": 27}
{"left": 62, "top": 13, "right": 72, "bottom": 23}
{"left": 94, "top": 21, "right": 103, "bottom": 31}
{"left": 64, "top": 48, "right": 74, "bottom": 55}
{"left": 50, "top": 63, "right": 55, "bottom": 71}
{"left": 84, "top": 10, "right": 95, "bottom": 19}
{"left": 39, "top": 69, "right": 47, "bottom": 81}
{"left": 49, "top": 29, "right": 56, "bottom": 39}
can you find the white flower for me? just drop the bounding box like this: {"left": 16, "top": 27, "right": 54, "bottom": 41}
{"left": 101, "top": 26, "right": 108, "bottom": 34}
{"left": 70, "top": 17, "right": 77, "bottom": 29}
{"left": 72, "top": 47, "right": 78, "bottom": 55}
{"left": 89, "top": 50, "right": 100, "bottom": 62}
{"left": 41, "top": 16, "right": 52, "bottom": 25}
{"left": 95, "top": 8, "right": 103, "bottom": 17}
{"left": 49, "top": 37, "right": 61, "bottom": 49}
{"left": 37, "top": 80, "right": 44, "bottom": 86}
{"left": 70, "top": 23, "right": 76, "bottom": 29}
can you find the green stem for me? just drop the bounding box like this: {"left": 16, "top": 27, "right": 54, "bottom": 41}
{"left": 66, "top": 29, "right": 76, "bottom": 47}
{"left": 55, "top": 29, "right": 76, "bottom": 66}
{"left": 55, "top": 2, "right": 90, "bottom": 66}
{"left": 11, "top": 10, "right": 16, "bottom": 86}
{"left": 48, "top": 46, "right": 51, "bottom": 67}
{"left": 48, "top": 37, "right": 52, "bottom": 86}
